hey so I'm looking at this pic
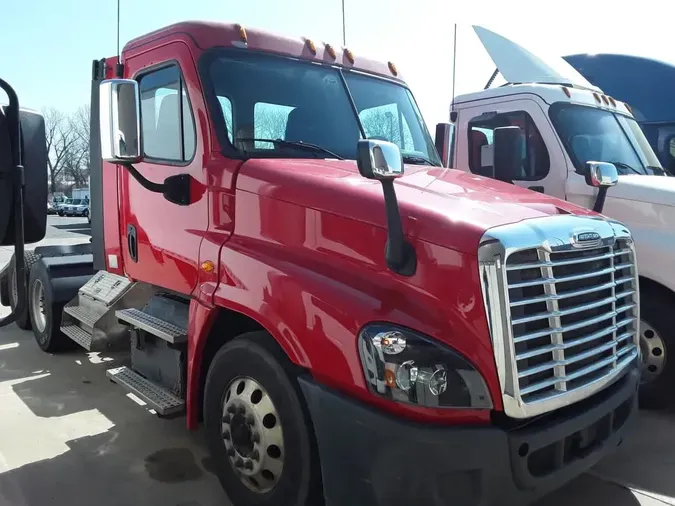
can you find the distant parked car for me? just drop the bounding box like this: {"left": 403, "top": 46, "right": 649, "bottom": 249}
{"left": 61, "top": 198, "right": 89, "bottom": 218}
{"left": 47, "top": 201, "right": 56, "bottom": 215}
{"left": 87, "top": 201, "right": 91, "bottom": 224}
{"left": 56, "top": 197, "right": 71, "bottom": 216}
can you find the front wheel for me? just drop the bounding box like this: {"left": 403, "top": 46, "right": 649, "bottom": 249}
{"left": 204, "top": 332, "right": 322, "bottom": 506}
{"left": 638, "top": 289, "right": 675, "bottom": 409}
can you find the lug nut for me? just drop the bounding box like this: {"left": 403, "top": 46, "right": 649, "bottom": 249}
{"left": 251, "top": 432, "right": 260, "bottom": 443}
{"left": 237, "top": 406, "right": 246, "bottom": 415}
{"left": 222, "top": 431, "right": 231, "bottom": 440}
{"left": 244, "top": 459, "right": 253, "bottom": 470}
{"left": 246, "top": 415, "right": 255, "bottom": 425}
{"left": 227, "top": 405, "right": 236, "bottom": 414}
{"left": 234, "top": 457, "right": 244, "bottom": 468}
{"left": 222, "top": 414, "right": 231, "bottom": 424}
{"left": 227, "top": 448, "right": 235, "bottom": 457}
{"left": 251, "top": 449, "right": 259, "bottom": 461}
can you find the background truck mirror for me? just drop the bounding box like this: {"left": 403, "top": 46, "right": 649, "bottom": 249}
{"left": 585, "top": 161, "right": 619, "bottom": 188}
{"left": 493, "top": 126, "right": 524, "bottom": 184}
{"left": 0, "top": 106, "right": 48, "bottom": 246}
{"left": 356, "top": 139, "right": 404, "bottom": 180}
{"left": 434, "top": 122, "right": 453, "bottom": 168}
{"left": 99, "top": 79, "right": 143, "bottom": 163}
{"left": 584, "top": 161, "right": 618, "bottom": 214}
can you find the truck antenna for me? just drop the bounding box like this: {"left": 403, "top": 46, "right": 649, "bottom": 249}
{"left": 115, "top": 0, "right": 123, "bottom": 77}
{"left": 341, "top": 0, "right": 346, "bottom": 45}
{"left": 450, "top": 23, "right": 457, "bottom": 122}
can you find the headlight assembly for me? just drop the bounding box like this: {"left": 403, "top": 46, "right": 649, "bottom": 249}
{"left": 358, "top": 323, "right": 493, "bottom": 409}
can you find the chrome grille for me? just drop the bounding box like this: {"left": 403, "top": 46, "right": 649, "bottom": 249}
{"left": 478, "top": 216, "right": 640, "bottom": 419}
{"left": 506, "top": 239, "right": 638, "bottom": 403}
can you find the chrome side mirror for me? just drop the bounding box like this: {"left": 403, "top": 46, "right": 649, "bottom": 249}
{"left": 356, "top": 139, "right": 404, "bottom": 180}
{"left": 585, "top": 161, "right": 618, "bottom": 188}
{"left": 99, "top": 79, "right": 142, "bottom": 163}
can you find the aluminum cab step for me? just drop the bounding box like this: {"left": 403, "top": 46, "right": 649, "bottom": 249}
{"left": 60, "top": 324, "right": 93, "bottom": 350}
{"left": 115, "top": 308, "right": 187, "bottom": 344}
{"left": 106, "top": 366, "right": 185, "bottom": 416}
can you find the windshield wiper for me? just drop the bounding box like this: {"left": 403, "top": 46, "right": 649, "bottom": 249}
{"left": 402, "top": 154, "right": 436, "bottom": 166}
{"left": 608, "top": 161, "right": 644, "bottom": 176}
{"left": 237, "top": 138, "right": 345, "bottom": 160}
{"left": 646, "top": 165, "right": 670, "bottom": 176}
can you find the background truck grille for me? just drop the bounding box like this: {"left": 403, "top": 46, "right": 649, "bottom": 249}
{"left": 506, "top": 239, "right": 638, "bottom": 404}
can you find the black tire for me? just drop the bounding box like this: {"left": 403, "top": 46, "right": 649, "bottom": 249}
{"left": 28, "top": 261, "right": 74, "bottom": 353}
{"left": 204, "top": 332, "right": 322, "bottom": 506}
{"left": 638, "top": 288, "right": 675, "bottom": 410}
{"left": 8, "top": 251, "right": 42, "bottom": 330}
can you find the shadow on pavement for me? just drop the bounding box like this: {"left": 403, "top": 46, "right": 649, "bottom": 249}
{"left": 50, "top": 223, "right": 91, "bottom": 236}
{"left": 591, "top": 405, "right": 675, "bottom": 503}
{"left": 0, "top": 327, "right": 227, "bottom": 506}
{"left": 0, "top": 325, "right": 673, "bottom": 506}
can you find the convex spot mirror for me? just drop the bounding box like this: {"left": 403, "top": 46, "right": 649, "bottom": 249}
{"left": 99, "top": 79, "right": 142, "bottom": 163}
{"left": 585, "top": 161, "right": 618, "bottom": 188}
{"left": 356, "top": 139, "right": 404, "bottom": 180}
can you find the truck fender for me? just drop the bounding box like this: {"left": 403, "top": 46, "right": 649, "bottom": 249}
{"left": 35, "top": 254, "right": 96, "bottom": 304}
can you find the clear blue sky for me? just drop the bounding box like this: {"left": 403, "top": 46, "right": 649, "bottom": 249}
{"left": 2, "top": 0, "right": 673, "bottom": 130}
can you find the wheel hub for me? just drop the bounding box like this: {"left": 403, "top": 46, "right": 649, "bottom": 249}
{"left": 31, "top": 279, "right": 47, "bottom": 334}
{"left": 221, "top": 377, "right": 284, "bottom": 493}
{"left": 639, "top": 319, "right": 666, "bottom": 384}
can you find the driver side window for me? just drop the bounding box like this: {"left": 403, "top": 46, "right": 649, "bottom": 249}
{"left": 468, "top": 111, "right": 550, "bottom": 181}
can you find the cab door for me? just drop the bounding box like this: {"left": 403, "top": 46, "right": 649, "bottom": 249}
{"left": 456, "top": 97, "right": 568, "bottom": 201}
{"left": 118, "top": 42, "right": 208, "bottom": 295}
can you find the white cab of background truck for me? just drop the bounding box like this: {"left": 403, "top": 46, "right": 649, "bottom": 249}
{"left": 447, "top": 25, "right": 675, "bottom": 408}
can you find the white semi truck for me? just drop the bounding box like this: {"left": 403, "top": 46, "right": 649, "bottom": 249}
{"left": 439, "top": 26, "right": 673, "bottom": 408}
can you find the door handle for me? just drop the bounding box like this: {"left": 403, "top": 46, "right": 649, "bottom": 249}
{"left": 127, "top": 224, "right": 138, "bottom": 263}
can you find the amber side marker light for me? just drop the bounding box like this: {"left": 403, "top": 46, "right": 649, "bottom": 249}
{"left": 624, "top": 102, "right": 633, "bottom": 114}
{"left": 388, "top": 61, "right": 398, "bottom": 76}
{"left": 344, "top": 48, "right": 355, "bottom": 63}
{"left": 305, "top": 38, "right": 317, "bottom": 55}
{"left": 609, "top": 96, "right": 617, "bottom": 107}
{"left": 235, "top": 24, "right": 248, "bottom": 43}
{"left": 593, "top": 93, "right": 602, "bottom": 104}
{"left": 201, "top": 261, "right": 215, "bottom": 273}
{"left": 561, "top": 86, "right": 571, "bottom": 98}
{"left": 325, "top": 43, "right": 336, "bottom": 59}
{"left": 601, "top": 95, "right": 609, "bottom": 105}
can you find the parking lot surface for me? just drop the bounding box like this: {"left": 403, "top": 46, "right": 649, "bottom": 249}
{"left": 1, "top": 216, "right": 674, "bottom": 506}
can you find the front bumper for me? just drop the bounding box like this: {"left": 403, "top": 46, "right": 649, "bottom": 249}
{"left": 299, "top": 366, "right": 639, "bottom": 506}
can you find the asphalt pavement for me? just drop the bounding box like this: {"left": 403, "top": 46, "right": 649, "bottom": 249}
{"left": 0, "top": 216, "right": 674, "bottom": 506}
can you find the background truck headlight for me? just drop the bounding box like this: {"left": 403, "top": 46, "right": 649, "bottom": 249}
{"left": 358, "top": 323, "right": 493, "bottom": 409}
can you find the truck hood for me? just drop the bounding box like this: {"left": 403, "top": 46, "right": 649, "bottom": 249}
{"left": 609, "top": 175, "right": 675, "bottom": 208}
{"left": 473, "top": 25, "right": 601, "bottom": 92}
{"left": 237, "top": 159, "right": 598, "bottom": 254}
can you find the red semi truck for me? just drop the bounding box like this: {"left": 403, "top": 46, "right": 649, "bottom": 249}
{"left": 0, "top": 21, "right": 640, "bottom": 506}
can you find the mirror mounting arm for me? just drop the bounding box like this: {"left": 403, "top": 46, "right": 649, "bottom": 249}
{"left": 0, "top": 78, "right": 26, "bottom": 328}
{"left": 593, "top": 187, "right": 609, "bottom": 214}
{"left": 123, "top": 163, "right": 191, "bottom": 206}
{"left": 381, "top": 180, "right": 416, "bottom": 276}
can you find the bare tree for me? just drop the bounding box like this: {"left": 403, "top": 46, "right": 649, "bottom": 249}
{"left": 64, "top": 105, "right": 91, "bottom": 187}
{"left": 43, "top": 107, "right": 78, "bottom": 193}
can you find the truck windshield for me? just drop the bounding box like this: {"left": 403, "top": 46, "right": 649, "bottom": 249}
{"left": 549, "top": 102, "right": 669, "bottom": 176}
{"left": 203, "top": 51, "right": 441, "bottom": 165}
